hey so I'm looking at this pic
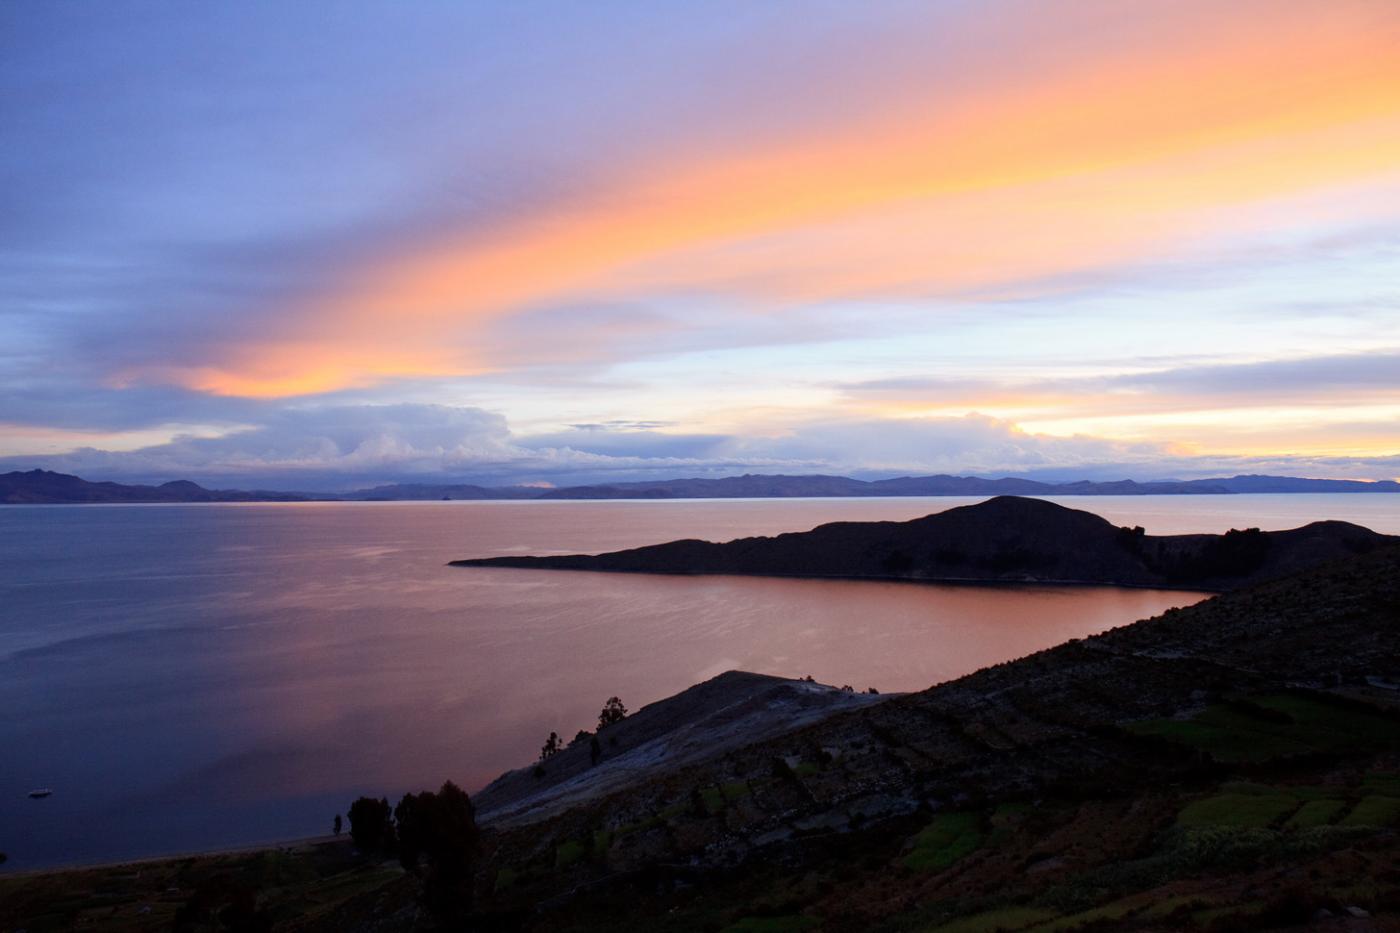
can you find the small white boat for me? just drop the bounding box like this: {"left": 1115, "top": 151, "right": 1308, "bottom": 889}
{"left": 28, "top": 788, "right": 52, "bottom": 799}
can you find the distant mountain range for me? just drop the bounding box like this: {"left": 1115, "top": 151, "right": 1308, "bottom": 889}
{"left": 528, "top": 472, "right": 1400, "bottom": 498}
{"left": 348, "top": 481, "right": 544, "bottom": 501}
{"left": 2, "top": 468, "right": 1397, "bottom": 504}
{"left": 454, "top": 495, "right": 1396, "bottom": 591}
{"left": 0, "top": 469, "right": 313, "bottom": 504}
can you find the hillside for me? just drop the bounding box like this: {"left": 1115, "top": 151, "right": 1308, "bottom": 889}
{"left": 472, "top": 672, "right": 889, "bottom": 828}
{"left": 461, "top": 542, "right": 1400, "bottom": 931}
{"left": 454, "top": 495, "right": 1396, "bottom": 590}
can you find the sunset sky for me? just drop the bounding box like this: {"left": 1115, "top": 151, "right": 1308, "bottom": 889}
{"left": 3, "top": 0, "right": 1398, "bottom": 488}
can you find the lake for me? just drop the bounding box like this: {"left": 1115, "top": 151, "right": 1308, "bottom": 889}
{"left": 1, "top": 493, "right": 1395, "bottom": 869}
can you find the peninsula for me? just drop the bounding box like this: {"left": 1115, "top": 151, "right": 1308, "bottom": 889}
{"left": 452, "top": 495, "right": 1395, "bottom": 590}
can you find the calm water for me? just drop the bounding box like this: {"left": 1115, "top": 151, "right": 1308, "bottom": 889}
{"left": 1, "top": 494, "right": 1395, "bottom": 869}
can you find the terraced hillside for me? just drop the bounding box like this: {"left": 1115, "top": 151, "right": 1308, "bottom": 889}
{"left": 465, "top": 543, "right": 1400, "bottom": 931}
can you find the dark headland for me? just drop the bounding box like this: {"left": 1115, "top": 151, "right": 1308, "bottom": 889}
{"left": 453, "top": 495, "right": 1396, "bottom": 591}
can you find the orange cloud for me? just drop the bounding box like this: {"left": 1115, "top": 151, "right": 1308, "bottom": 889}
{"left": 149, "top": 0, "right": 1400, "bottom": 398}
{"left": 136, "top": 346, "right": 469, "bottom": 399}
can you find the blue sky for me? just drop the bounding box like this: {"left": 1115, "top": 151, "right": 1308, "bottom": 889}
{"left": 2, "top": 0, "right": 1398, "bottom": 489}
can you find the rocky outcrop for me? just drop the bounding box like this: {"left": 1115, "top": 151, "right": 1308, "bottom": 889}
{"left": 473, "top": 672, "right": 888, "bottom": 828}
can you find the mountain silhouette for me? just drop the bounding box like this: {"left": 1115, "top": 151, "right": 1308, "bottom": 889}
{"left": 453, "top": 495, "right": 1394, "bottom": 590}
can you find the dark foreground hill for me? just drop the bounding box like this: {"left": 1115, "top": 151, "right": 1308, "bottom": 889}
{"left": 454, "top": 495, "right": 1396, "bottom": 590}
{"left": 4, "top": 545, "right": 1400, "bottom": 930}
{"left": 458, "top": 542, "right": 1400, "bottom": 933}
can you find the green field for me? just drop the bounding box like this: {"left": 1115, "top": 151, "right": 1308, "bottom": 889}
{"left": 905, "top": 811, "right": 985, "bottom": 871}
{"left": 1284, "top": 799, "right": 1348, "bottom": 828}
{"left": 1341, "top": 796, "right": 1400, "bottom": 827}
{"left": 929, "top": 905, "right": 1057, "bottom": 933}
{"left": 1176, "top": 792, "right": 1298, "bottom": 828}
{"left": 1128, "top": 693, "right": 1400, "bottom": 764}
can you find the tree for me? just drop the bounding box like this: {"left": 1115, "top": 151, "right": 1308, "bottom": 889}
{"left": 347, "top": 796, "right": 394, "bottom": 853}
{"left": 590, "top": 735, "right": 602, "bottom": 767}
{"left": 333, "top": 813, "right": 342, "bottom": 836}
{"left": 571, "top": 729, "right": 592, "bottom": 746}
{"left": 394, "top": 792, "right": 425, "bottom": 871}
{"left": 597, "top": 696, "right": 628, "bottom": 730}
{"left": 540, "top": 731, "right": 562, "bottom": 760}
{"left": 395, "top": 782, "right": 480, "bottom": 926}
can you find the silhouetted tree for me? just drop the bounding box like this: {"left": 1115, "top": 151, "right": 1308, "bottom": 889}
{"left": 866, "top": 687, "right": 879, "bottom": 694}
{"left": 540, "top": 731, "right": 562, "bottom": 760}
{"left": 1116, "top": 525, "right": 1148, "bottom": 557}
{"left": 347, "top": 796, "right": 394, "bottom": 853}
{"left": 332, "top": 813, "right": 342, "bottom": 836}
{"left": 590, "top": 735, "right": 602, "bottom": 767}
{"left": 394, "top": 792, "right": 425, "bottom": 871}
{"left": 395, "top": 781, "right": 480, "bottom": 927}
{"left": 571, "top": 729, "right": 592, "bottom": 746}
{"left": 598, "top": 696, "right": 628, "bottom": 730}
{"left": 1157, "top": 526, "right": 1273, "bottom": 582}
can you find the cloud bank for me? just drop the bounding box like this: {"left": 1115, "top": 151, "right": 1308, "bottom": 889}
{"left": 4, "top": 404, "right": 1395, "bottom": 491}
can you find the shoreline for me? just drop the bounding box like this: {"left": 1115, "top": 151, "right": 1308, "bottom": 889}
{"left": 448, "top": 562, "right": 1226, "bottom": 594}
